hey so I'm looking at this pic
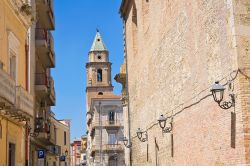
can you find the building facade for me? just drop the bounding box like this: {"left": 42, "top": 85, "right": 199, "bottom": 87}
{"left": 29, "top": 0, "right": 58, "bottom": 165}
{"left": 71, "top": 139, "right": 82, "bottom": 166}
{"left": 0, "top": 0, "right": 69, "bottom": 166}
{"left": 118, "top": 0, "right": 250, "bottom": 165}
{"left": 81, "top": 135, "right": 87, "bottom": 166}
{"left": 0, "top": 0, "right": 33, "bottom": 165}
{"left": 85, "top": 31, "right": 125, "bottom": 166}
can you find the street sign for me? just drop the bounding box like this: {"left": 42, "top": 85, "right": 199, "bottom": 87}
{"left": 38, "top": 149, "right": 45, "bottom": 159}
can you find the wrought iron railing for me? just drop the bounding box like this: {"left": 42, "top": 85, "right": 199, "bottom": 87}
{"left": 35, "top": 73, "right": 49, "bottom": 86}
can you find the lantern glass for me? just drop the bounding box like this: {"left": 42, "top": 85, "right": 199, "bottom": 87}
{"left": 136, "top": 128, "right": 143, "bottom": 140}
{"left": 65, "top": 149, "right": 68, "bottom": 156}
{"left": 158, "top": 115, "right": 167, "bottom": 129}
{"left": 211, "top": 81, "right": 225, "bottom": 103}
{"left": 123, "top": 137, "right": 128, "bottom": 146}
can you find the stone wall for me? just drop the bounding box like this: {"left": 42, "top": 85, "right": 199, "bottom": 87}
{"left": 122, "top": 0, "right": 250, "bottom": 165}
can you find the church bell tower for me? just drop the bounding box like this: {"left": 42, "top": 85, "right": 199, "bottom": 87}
{"left": 86, "top": 30, "right": 114, "bottom": 108}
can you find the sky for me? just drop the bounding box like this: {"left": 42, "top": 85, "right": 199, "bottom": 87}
{"left": 51, "top": 0, "right": 123, "bottom": 140}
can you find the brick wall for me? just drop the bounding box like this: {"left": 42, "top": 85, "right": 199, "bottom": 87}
{"left": 122, "top": 0, "right": 250, "bottom": 165}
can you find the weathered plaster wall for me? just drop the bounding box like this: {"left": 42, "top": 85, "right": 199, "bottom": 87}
{"left": 124, "top": 0, "right": 250, "bottom": 165}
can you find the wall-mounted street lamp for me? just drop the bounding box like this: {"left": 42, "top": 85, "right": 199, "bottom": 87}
{"left": 65, "top": 149, "right": 68, "bottom": 156}
{"left": 157, "top": 114, "right": 172, "bottom": 133}
{"left": 211, "top": 81, "right": 235, "bottom": 109}
{"left": 136, "top": 128, "right": 148, "bottom": 142}
{"left": 122, "top": 136, "right": 132, "bottom": 148}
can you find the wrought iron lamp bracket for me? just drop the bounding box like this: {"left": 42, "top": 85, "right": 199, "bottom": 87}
{"left": 218, "top": 94, "right": 235, "bottom": 110}
{"left": 162, "top": 122, "right": 173, "bottom": 133}
{"left": 140, "top": 131, "right": 148, "bottom": 142}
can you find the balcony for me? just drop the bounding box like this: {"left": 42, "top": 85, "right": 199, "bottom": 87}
{"left": 0, "top": 68, "right": 15, "bottom": 108}
{"left": 35, "top": 118, "right": 56, "bottom": 145}
{"left": 35, "top": 73, "right": 49, "bottom": 97}
{"left": 36, "top": 0, "right": 55, "bottom": 30}
{"left": 36, "top": 29, "right": 55, "bottom": 68}
{"left": 35, "top": 73, "right": 56, "bottom": 106}
{"left": 15, "top": 86, "right": 34, "bottom": 118}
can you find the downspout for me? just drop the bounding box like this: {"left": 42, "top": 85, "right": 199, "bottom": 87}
{"left": 6, "top": 120, "right": 8, "bottom": 166}
{"left": 123, "top": 19, "right": 132, "bottom": 166}
{"left": 25, "top": 121, "right": 29, "bottom": 166}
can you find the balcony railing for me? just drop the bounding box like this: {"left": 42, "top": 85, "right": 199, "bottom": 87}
{"left": 103, "top": 144, "right": 123, "bottom": 151}
{"left": 15, "top": 86, "right": 34, "bottom": 117}
{"left": 35, "top": 73, "right": 55, "bottom": 105}
{"left": 91, "top": 120, "right": 123, "bottom": 129}
{"left": 35, "top": 29, "right": 55, "bottom": 68}
{"left": 35, "top": 73, "right": 49, "bottom": 98}
{"left": 0, "top": 68, "right": 16, "bottom": 106}
{"left": 36, "top": 120, "right": 56, "bottom": 145}
{"left": 90, "top": 144, "right": 123, "bottom": 153}
{"left": 48, "top": 77, "right": 55, "bottom": 106}
{"left": 47, "top": 145, "right": 61, "bottom": 155}
{"left": 35, "top": 117, "right": 50, "bottom": 133}
{"left": 35, "top": 73, "right": 49, "bottom": 86}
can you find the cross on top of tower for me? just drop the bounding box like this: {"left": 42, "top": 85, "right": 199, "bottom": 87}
{"left": 90, "top": 30, "right": 107, "bottom": 52}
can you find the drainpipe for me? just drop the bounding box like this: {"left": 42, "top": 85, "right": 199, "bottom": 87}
{"left": 123, "top": 19, "right": 132, "bottom": 166}
{"left": 25, "top": 121, "right": 29, "bottom": 166}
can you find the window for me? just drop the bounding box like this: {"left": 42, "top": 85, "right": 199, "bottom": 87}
{"left": 97, "top": 69, "right": 102, "bottom": 82}
{"left": 8, "top": 143, "right": 15, "bottom": 166}
{"left": 108, "top": 133, "right": 117, "bottom": 144}
{"left": 8, "top": 32, "right": 20, "bottom": 83}
{"left": 64, "top": 131, "right": 66, "bottom": 145}
{"left": 109, "top": 112, "right": 115, "bottom": 122}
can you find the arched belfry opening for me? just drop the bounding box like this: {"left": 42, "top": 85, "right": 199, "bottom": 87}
{"left": 97, "top": 69, "right": 103, "bottom": 82}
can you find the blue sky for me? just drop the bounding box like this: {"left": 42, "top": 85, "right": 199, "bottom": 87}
{"left": 52, "top": 0, "right": 123, "bottom": 140}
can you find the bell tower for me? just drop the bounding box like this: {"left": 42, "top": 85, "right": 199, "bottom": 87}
{"left": 86, "top": 30, "right": 114, "bottom": 108}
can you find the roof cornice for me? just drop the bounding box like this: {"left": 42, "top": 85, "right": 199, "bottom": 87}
{"left": 119, "top": 0, "right": 132, "bottom": 19}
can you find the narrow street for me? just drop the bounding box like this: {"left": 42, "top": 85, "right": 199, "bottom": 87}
{"left": 0, "top": 0, "right": 250, "bottom": 166}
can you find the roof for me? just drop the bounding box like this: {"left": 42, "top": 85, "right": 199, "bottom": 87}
{"left": 90, "top": 30, "right": 107, "bottom": 52}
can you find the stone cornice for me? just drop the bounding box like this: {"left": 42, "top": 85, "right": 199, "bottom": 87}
{"left": 119, "top": 0, "right": 132, "bottom": 20}
{"left": 86, "top": 62, "right": 112, "bottom": 68}
{"left": 8, "top": 0, "right": 34, "bottom": 29}
{"left": 114, "top": 73, "right": 126, "bottom": 87}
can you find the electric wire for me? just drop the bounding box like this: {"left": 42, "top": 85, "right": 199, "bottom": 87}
{"left": 130, "top": 67, "right": 250, "bottom": 139}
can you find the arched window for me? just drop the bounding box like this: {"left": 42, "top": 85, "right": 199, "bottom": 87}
{"left": 98, "top": 92, "right": 103, "bottom": 95}
{"left": 97, "top": 69, "right": 102, "bottom": 82}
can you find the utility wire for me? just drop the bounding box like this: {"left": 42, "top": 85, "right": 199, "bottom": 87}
{"left": 130, "top": 67, "right": 250, "bottom": 139}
